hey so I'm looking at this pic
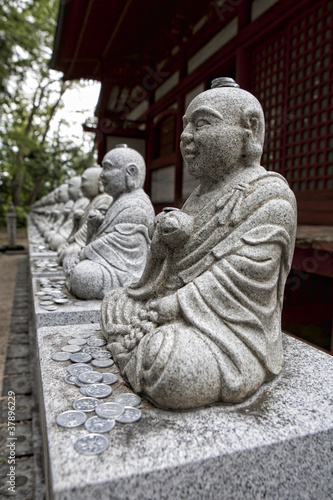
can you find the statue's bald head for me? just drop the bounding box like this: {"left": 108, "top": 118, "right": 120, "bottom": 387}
{"left": 188, "top": 85, "right": 265, "bottom": 163}
{"left": 103, "top": 146, "right": 146, "bottom": 190}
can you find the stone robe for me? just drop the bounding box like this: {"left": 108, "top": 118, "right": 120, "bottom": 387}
{"left": 68, "top": 189, "right": 155, "bottom": 299}
{"left": 101, "top": 166, "right": 297, "bottom": 410}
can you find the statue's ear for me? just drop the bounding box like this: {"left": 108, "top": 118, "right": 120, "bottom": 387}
{"left": 98, "top": 177, "right": 104, "bottom": 193}
{"left": 243, "top": 109, "right": 260, "bottom": 141}
{"left": 126, "top": 164, "right": 138, "bottom": 190}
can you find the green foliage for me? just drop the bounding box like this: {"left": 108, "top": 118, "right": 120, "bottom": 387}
{"left": 0, "top": 0, "right": 96, "bottom": 224}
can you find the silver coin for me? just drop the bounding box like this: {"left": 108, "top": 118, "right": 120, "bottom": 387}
{"left": 85, "top": 384, "right": 112, "bottom": 399}
{"left": 92, "top": 351, "right": 112, "bottom": 360}
{"left": 61, "top": 345, "right": 81, "bottom": 353}
{"left": 95, "top": 402, "right": 124, "bottom": 419}
{"left": 53, "top": 298, "right": 70, "bottom": 304}
{"left": 35, "top": 291, "right": 46, "bottom": 296}
{"left": 116, "top": 406, "right": 142, "bottom": 423}
{"left": 68, "top": 338, "right": 86, "bottom": 346}
{"left": 83, "top": 346, "right": 102, "bottom": 355}
{"left": 102, "top": 373, "right": 119, "bottom": 385}
{"left": 64, "top": 374, "right": 77, "bottom": 385}
{"left": 78, "top": 371, "right": 103, "bottom": 384}
{"left": 87, "top": 338, "right": 106, "bottom": 347}
{"left": 75, "top": 378, "right": 91, "bottom": 388}
{"left": 74, "top": 434, "right": 109, "bottom": 455}
{"left": 56, "top": 280, "right": 66, "bottom": 284}
{"left": 39, "top": 300, "right": 54, "bottom": 306}
{"left": 56, "top": 410, "right": 86, "bottom": 428}
{"left": 84, "top": 416, "right": 115, "bottom": 433}
{"left": 92, "top": 359, "right": 114, "bottom": 368}
{"left": 73, "top": 397, "right": 101, "bottom": 412}
{"left": 41, "top": 287, "right": 54, "bottom": 293}
{"left": 42, "top": 295, "right": 54, "bottom": 300}
{"left": 71, "top": 332, "right": 92, "bottom": 339}
{"left": 46, "top": 262, "right": 58, "bottom": 268}
{"left": 80, "top": 387, "right": 87, "bottom": 395}
{"left": 67, "top": 364, "right": 93, "bottom": 375}
{"left": 70, "top": 352, "right": 92, "bottom": 363}
{"left": 52, "top": 352, "right": 71, "bottom": 361}
{"left": 43, "top": 306, "right": 58, "bottom": 311}
{"left": 114, "top": 393, "right": 141, "bottom": 407}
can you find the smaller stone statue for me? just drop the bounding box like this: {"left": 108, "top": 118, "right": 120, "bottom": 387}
{"left": 48, "top": 176, "right": 89, "bottom": 251}
{"left": 58, "top": 166, "right": 112, "bottom": 270}
{"left": 66, "top": 145, "right": 155, "bottom": 300}
{"left": 101, "top": 78, "right": 297, "bottom": 410}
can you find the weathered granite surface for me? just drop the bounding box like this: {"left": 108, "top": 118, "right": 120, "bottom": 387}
{"left": 36, "top": 322, "right": 333, "bottom": 500}
{"left": 31, "top": 278, "right": 101, "bottom": 327}
{"left": 101, "top": 78, "right": 297, "bottom": 410}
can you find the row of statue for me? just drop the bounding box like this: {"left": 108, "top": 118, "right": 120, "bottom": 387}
{"left": 31, "top": 79, "right": 297, "bottom": 410}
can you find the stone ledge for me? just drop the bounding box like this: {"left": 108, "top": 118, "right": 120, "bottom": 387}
{"left": 36, "top": 323, "right": 333, "bottom": 500}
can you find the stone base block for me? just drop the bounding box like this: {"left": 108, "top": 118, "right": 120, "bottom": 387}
{"left": 36, "top": 323, "right": 333, "bottom": 500}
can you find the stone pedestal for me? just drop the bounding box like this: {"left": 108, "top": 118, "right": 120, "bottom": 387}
{"left": 35, "top": 322, "right": 333, "bottom": 500}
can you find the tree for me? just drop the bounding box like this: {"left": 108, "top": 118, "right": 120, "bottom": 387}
{"left": 0, "top": 0, "right": 96, "bottom": 225}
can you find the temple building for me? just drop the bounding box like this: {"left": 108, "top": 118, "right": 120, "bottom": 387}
{"left": 50, "top": 0, "right": 333, "bottom": 353}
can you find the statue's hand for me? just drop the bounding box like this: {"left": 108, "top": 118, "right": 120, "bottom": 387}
{"left": 65, "top": 255, "right": 79, "bottom": 275}
{"left": 87, "top": 209, "right": 104, "bottom": 229}
{"left": 148, "top": 295, "right": 180, "bottom": 324}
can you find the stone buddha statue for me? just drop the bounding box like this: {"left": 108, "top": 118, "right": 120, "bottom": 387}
{"left": 66, "top": 145, "right": 155, "bottom": 300}
{"left": 58, "top": 166, "right": 112, "bottom": 269}
{"left": 48, "top": 176, "right": 89, "bottom": 251}
{"left": 100, "top": 78, "right": 297, "bottom": 410}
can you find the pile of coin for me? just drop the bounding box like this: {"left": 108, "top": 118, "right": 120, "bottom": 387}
{"left": 36, "top": 278, "right": 70, "bottom": 311}
{"left": 34, "top": 258, "right": 63, "bottom": 273}
{"left": 52, "top": 329, "right": 142, "bottom": 455}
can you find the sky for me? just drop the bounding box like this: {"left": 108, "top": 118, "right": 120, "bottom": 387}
{"left": 51, "top": 79, "right": 101, "bottom": 153}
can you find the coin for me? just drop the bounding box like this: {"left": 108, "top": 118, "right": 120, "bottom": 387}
{"left": 70, "top": 352, "right": 92, "bottom": 363}
{"left": 80, "top": 387, "right": 87, "bottom": 395}
{"left": 95, "top": 402, "right": 124, "bottom": 419}
{"left": 78, "top": 371, "right": 103, "bottom": 384}
{"left": 114, "top": 393, "right": 141, "bottom": 407}
{"left": 102, "top": 373, "right": 118, "bottom": 385}
{"left": 53, "top": 298, "right": 70, "bottom": 304}
{"left": 64, "top": 374, "right": 77, "bottom": 385}
{"left": 68, "top": 338, "right": 86, "bottom": 346}
{"left": 43, "top": 306, "right": 58, "bottom": 311}
{"left": 35, "top": 291, "right": 46, "bottom": 296}
{"left": 75, "top": 379, "right": 91, "bottom": 388}
{"left": 92, "top": 359, "right": 114, "bottom": 368}
{"left": 73, "top": 397, "right": 101, "bottom": 412}
{"left": 39, "top": 300, "right": 54, "bottom": 306}
{"left": 56, "top": 410, "right": 86, "bottom": 428}
{"left": 51, "top": 352, "right": 71, "bottom": 362}
{"left": 56, "top": 280, "right": 66, "bottom": 284}
{"left": 61, "top": 345, "right": 81, "bottom": 353}
{"left": 85, "top": 384, "right": 112, "bottom": 399}
{"left": 84, "top": 416, "right": 115, "bottom": 433}
{"left": 74, "top": 434, "right": 109, "bottom": 455}
{"left": 87, "top": 339, "right": 106, "bottom": 347}
{"left": 71, "top": 332, "right": 91, "bottom": 339}
{"left": 67, "top": 364, "right": 93, "bottom": 375}
{"left": 116, "top": 407, "right": 142, "bottom": 424}
{"left": 92, "top": 351, "right": 112, "bottom": 360}
{"left": 83, "top": 347, "right": 102, "bottom": 355}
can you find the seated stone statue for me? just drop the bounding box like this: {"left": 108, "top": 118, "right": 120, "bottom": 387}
{"left": 100, "top": 78, "right": 297, "bottom": 410}
{"left": 58, "top": 166, "right": 112, "bottom": 269}
{"left": 48, "top": 176, "right": 89, "bottom": 251}
{"left": 66, "top": 145, "right": 155, "bottom": 300}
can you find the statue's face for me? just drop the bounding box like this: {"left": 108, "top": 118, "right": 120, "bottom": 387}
{"left": 180, "top": 93, "right": 245, "bottom": 181}
{"left": 101, "top": 153, "right": 127, "bottom": 198}
{"left": 81, "top": 169, "right": 101, "bottom": 199}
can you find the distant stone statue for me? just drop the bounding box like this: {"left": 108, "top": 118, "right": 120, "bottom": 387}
{"left": 58, "top": 166, "right": 112, "bottom": 269}
{"left": 66, "top": 145, "right": 155, "bottom": 300}
{"left": 101, "top": 78, "right": 297, "bottom": 410}
{"left": 48, "top": 176, "right": 89, "bottom": 251}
